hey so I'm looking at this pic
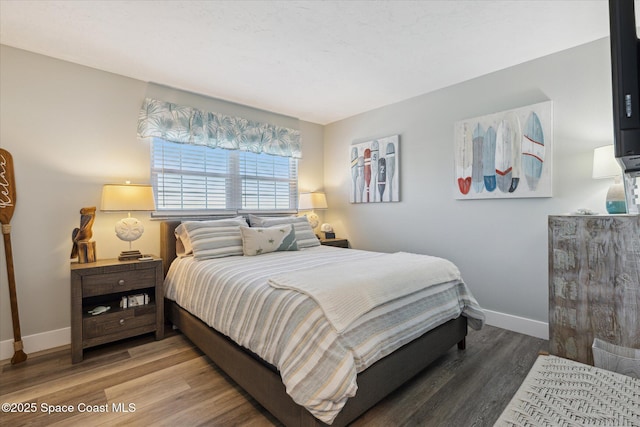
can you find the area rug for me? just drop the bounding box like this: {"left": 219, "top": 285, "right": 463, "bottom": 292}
{"left": 494, "top": 354, "right": 640, "bottom": 426}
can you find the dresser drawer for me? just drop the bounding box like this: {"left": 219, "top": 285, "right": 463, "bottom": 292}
{"left": 83, "top": 304, "right": 156, "bottom": 340}
{"left": 82, "top": 268, "right": 156, "bottom": 297}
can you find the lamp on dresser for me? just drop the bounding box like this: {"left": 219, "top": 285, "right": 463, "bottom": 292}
{"left": 298, "top": 192, "right": 328, "bottom": 235}
{"left": 101, "top": 183, "right": 156, "bottom": 261}
{"left": 592, "top": 145, "right": 626, "bottom": 214}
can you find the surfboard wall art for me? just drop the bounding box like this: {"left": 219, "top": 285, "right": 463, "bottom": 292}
{"left": 350, "top": 135, "right": 400, "bottom": 203}
{"left": 453, "top": 101, "right": 552, "bottom": 200}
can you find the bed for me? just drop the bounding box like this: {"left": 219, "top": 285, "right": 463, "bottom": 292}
{"left": 160, "top": 218, "right": 485, "bottom": 426}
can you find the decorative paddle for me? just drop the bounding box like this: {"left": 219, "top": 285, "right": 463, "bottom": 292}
{"left": 377, "top": 157, "right": 386, "bottom": 202}
{"left": 364, "top": 149, "right": 371, "bottom": 202}
{"left": 0, "top": 148, "right": 27, "bottom": 364}
{"left": 385, "top": 142, "right": 395, "bottom": 201}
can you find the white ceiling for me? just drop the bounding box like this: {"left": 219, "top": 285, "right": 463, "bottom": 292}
{"left": 1, "top": 1, "right": 637, "bottom": 124}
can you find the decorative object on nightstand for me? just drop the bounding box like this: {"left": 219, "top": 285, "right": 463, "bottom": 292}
{"left": 70, "top": 206, "right": 97, "bottom": 263}
{"left": 320, "top": 238, "right": 349, "bottom": 248}
{"left": 101, "top": 183, "right": 156, "bottom": 261}
{"left": 298, "top": 191, "right": 328, "bottom": 234}
{"left": 70, "top": 257, "right": 164, "bottom": 363}
{"left": 592, "top": 145, "right": 626, "bottom": 214}
{"left": 320, "top": 223, "right": 335, "bottom": 239}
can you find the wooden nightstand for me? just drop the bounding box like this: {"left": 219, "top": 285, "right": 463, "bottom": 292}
{"left": 320, "top": 238, "right": 349, "bottom": 248}
{"left": 70, "top": 257, "right": 164, "bottom": 363}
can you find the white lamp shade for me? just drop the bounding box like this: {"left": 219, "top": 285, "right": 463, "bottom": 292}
{"left": 101, "top": 184, "right": 156, "bottom": 212}
{"left": 298, "top": 192, "right": 328, "bottom": 210}
{"left": 592, "top": 145, "right": 622, "bottom": 179}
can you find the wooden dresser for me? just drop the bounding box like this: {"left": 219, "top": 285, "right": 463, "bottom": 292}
{"left": 548, "top": 215, "right": 640, "bottom": 365}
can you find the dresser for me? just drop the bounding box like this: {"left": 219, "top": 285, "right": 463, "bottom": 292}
{"left": 70, "top": 258, "right": 164, "bottom": 363}
{"left": 548, "top": 215, "right": 640, "bottom": 365}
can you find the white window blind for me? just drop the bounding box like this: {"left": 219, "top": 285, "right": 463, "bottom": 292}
{"left": 151, "top": 138, "right": 298, "bottom": 215}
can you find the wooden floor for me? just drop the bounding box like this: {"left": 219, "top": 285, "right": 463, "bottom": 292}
{"left": 0, "top": 325, "right": 547, "bottom": 426}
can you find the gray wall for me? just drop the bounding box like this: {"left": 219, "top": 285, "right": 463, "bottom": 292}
{"left": 323, "top": 37, "right": 616, "bottom": 329}
{"left": 0, "top": 45, "right": 324, "bottom": 355}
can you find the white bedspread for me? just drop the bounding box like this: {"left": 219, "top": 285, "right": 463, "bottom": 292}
{"left": 165, "top": 246, "right": 485, "bottom": 424}
{"left": 269, "top": 252, "right": 461, "bottom": 332}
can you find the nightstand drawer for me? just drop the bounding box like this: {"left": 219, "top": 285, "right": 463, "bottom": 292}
{"left": 82, "top": 269, "right": 156, "bottom": 297}
{"left": 83, "top": 305, "right": 156, "bottom": 340}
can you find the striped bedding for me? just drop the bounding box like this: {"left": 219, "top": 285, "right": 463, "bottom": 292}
{"left": 164, "top": 246, "right": 485, "bottom": 424}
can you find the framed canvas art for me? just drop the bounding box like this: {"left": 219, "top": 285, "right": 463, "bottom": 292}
{"left": 454, "top": 101, "right": 553, "bottom": 199}
{"left": 350, "top": 135, "right": 400, "bottom": 203}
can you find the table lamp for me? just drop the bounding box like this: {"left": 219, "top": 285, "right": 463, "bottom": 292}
{"left": 298, "top": 192, "right": 328, "bottom": 233}
{"left": 101, "top": 183, "right": 156, "bottom": 260}
{"left": 592, "top": 145, "right": 626, "bottom": 214}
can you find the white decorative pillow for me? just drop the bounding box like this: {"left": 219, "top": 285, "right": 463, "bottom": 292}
{"left": 175, "top": 217, "right": 247, "bottom": 260}
{"left": 240, "top": 225, "right": 298, "bottom": 256}
{"left": 248, "top": 215, "right": 320, "bottom": 248}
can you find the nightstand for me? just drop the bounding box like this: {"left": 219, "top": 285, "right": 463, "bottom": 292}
{"left": 70, "top": 257, "right": 164, "bottom": 363}
{"left": 320, "top": 238, "right": 349, "bottom": 248}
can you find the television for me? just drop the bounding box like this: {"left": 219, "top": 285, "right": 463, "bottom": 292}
{"left": 609, "top": 0, "right": 640, "bottom": 173}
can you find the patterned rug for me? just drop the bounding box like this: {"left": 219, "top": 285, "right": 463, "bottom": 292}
{"left": 494, "top": 354, "right": 640, "bottom": 426}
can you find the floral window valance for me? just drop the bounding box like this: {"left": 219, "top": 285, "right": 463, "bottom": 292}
{"left": 137, "top": 97, "right": 302, "bottom": 158}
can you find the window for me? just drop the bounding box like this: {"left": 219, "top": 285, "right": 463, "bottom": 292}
{"left": 151, "top": 138, "right": 298, "bottom": 215}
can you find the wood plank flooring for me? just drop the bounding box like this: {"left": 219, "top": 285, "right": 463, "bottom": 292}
{"left": 0, "top": 325, "right": 546, "bottom": 426}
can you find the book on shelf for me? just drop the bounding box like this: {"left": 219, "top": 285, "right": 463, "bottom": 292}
{"left": 120, "top": 293, "right": 149, "bottom": 309}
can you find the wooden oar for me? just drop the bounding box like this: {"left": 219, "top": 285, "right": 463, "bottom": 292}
{"left": 0, "top": 148, "right": 27, "bottom": 364}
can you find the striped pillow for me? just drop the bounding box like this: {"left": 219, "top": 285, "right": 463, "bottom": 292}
{"left": 175, "top": 217, "right": 247, "bottom": 260}
{"left": 248, "top": 215, "right": 320, "bottom": 248}
{"left": 240, "top": 225, "right": 298, "bottom": 256}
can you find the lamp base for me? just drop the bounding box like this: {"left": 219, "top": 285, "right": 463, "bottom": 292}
{"left": 606, "top": 201, "right": 627, "bottom": 214}
{"left": 118, "top": 250, "right": 142, "bottom": 261}
{"left": 606, "top": 182, "right": 627, "bottom": 214}
{"left": 305, "top": 211, "right": 319, "bottom": 228}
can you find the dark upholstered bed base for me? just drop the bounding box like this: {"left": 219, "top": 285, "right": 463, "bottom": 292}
{"left": 167, "top": 300, "right": 466, "bottom": 426}
{"left": 161, "top": 221, "right": 468, "bottom": 426}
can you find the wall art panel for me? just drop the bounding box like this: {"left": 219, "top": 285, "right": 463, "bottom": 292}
{"left": 350, "top": 135, "right": 399, "bottom": 203}
{"left": 454, "top": 101, "right": 553, "bottom": 199}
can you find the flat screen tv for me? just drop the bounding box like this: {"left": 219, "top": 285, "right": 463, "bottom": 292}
{"left": 609, "top": 0, "right": 640, "bottom": 172}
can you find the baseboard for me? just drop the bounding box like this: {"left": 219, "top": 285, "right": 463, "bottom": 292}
{"left": 0, "top": 327, "right": 70, "bottom": 362}
{"left": 483, "top": 309, "right": 549, "bottom": 340}
{"left": 0, "top": 310, "right": 548, "bottom": 362}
